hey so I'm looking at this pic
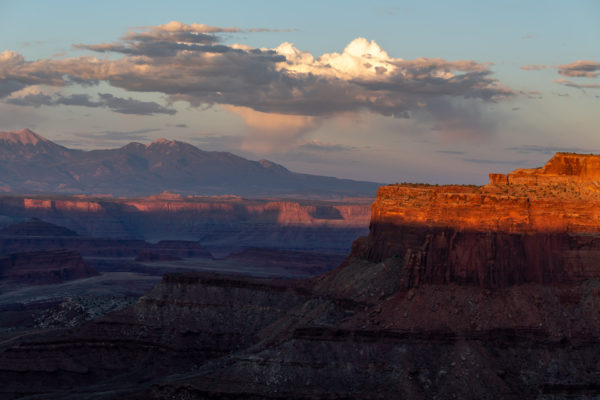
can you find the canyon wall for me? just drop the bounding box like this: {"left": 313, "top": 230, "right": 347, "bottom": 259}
{"left": 0, "top": 249, "right": 98, "bottom": 285}
{"left": 360, "top": 153, "right": 600, "bottom": 289}
{"left": 0, "top": 194, "right": 372, "bottom": 254}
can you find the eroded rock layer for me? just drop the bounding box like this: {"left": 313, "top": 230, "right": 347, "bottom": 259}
{"left": 0, "top": 194, "right": 371, "bottom": 254}
{"left": 1, "top": 153, "right": 600, "bottom": 399}
{"left": 365, "top": 153, "right": 600, "bottom": 288}
{"left": 0, "top": 249, "right": 98, "bottom": 285}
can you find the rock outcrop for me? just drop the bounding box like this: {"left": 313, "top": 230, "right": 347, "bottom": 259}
{"left": 362, "top": 153, "right": 600, "bottom": 289}
{"left": 0, "top": 218, "right": 78, "bottom": 237}
{"left": 0, "top": 249, "right": 98, "bottom": 285}
{"left": 2, "top": 153, "right": 600, "bottom": 399}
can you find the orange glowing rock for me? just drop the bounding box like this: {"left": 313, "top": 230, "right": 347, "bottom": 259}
{"left": 360, "top": 153, "right": 600, "bottom": 289}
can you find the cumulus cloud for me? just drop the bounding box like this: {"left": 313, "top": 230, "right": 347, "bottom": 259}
{"left": 557, "top": 60, "right": 600, "bottom": 78}
{"left": 5, "top": 89, "right": 175, "bottom": 115}
{"left": 0, "top": 22, "right": 513, "bottom": 140}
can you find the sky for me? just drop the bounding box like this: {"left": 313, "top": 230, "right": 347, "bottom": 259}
{"left": 0, "top": 0, "right": 599, "bottom": 185}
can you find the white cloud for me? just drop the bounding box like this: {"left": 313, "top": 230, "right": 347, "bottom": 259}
{"left": 0, "top": 22, "right": 513, "bottom": 145}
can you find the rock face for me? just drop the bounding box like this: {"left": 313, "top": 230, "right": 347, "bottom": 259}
{"left": 0, "top": 194, "right": 371, "bottom": 254}
{"left": 0, "top": 249, "right": 98, "bottom": 285}
{"left": 2, "top": 153, "right": 600, "bottom": 399}
{"left": 364, "top": 153, "right": 600, "bottom": 289}
{"left": 508, "top": 152, "right": 600, "bottom": 184}
{"left": 0, "top": 218, "right": 78, "bottom": 237}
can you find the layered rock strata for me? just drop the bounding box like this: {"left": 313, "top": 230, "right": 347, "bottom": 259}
{"left": 0, "top": 195, "right": 371, "bottom": 254}
{"left": 2, "top": 153, "right": 600, "bottom": 399}
{"left": 365, "top": 152, "right": 600, "bottom": 289}
{"left": 0, "top": 249, "right": 98, "bottom": 285}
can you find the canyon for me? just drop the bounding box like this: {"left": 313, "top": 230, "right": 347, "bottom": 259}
{"left": 0, "top": 193, "right": 372, "bottom": 255}
{"left": 1, "top": 153, "right": 600, "bottom": 399}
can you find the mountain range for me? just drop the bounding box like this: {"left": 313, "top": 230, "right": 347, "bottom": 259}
{"left": 0, "top": 129, "right": 380, "bottom": 198}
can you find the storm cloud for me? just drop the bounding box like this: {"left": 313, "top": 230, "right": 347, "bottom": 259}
{"left": 0, "top": 21, "right": 513, "bottom": 134}
{"left": 5, "top": 91, "right": 175, "bottom": 115}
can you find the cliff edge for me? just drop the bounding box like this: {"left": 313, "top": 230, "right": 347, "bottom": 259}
{"left": 356, "top": 153, "right": 600, "bottom": 289}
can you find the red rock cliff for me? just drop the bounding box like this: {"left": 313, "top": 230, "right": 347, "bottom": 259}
{"left": 361, "top": 153, "right": 600, "bottom": 288}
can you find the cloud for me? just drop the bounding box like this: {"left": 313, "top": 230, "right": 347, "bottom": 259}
{"left": 506, "top": 145, "right": 599, "bottom": 155}
{"left": 75, "top": 128, "right": 161, "bottom": 141}
{"left": 0, "top": 79, "right": 26, "bottom": 98}
{"left": 556, "top": 60, "right": 600, "bottom": 78}
{"left": 4, "top": 90, "right": 175, "bottom": 115}
{"left": 520, "top": 34, "right": 534, "bottom": 40}
{"left": 227, "top": 105, "right": 319, "bottom": 153}
{"left": 97, "top": 93, "right": 175, "bottom": 115}
{"left": 5, "top": 92, "right": 56, "bottom": 107}
{"left": 553, "top": 78, "right": 600, "bottom": 90}
{"left": 0, "top": 22, "right": 513, "bottom": 141}
{"left": 298, "top": 140, "right": 357, "bottom": 152}
{"left": 463, "top": 158, "right": 528, "bottom": 165}
{"left": 188, "top": 134, "right": 244, "bottom": 151}
{"left": 418, "top": 97, "right": 499, "bottom": 140}
{"left": 518, "top": 90, "right": 542, "bottom": 99}
{"left": 521, "top": 64, "right": 546, "bottom": 71}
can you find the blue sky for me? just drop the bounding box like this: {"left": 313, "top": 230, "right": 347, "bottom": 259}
{"left": 0, "top": 0, "right": 599, "bottom": 184}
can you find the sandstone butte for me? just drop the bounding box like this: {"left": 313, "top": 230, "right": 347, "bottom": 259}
{"left": 358, "top": 152, "right": 600, "bottom": 289}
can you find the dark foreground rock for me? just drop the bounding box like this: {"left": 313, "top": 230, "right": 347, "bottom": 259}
{"left": 0, "top": 249, "right": 98, "bottom": 286}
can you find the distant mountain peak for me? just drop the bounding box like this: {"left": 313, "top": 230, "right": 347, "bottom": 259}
{"left": 258, "top": 159, "right": 290, "bottom": 174}
{"left": 0, "top": 128, "right": 380, "bottom": 198}
{"left": 149, "top": 138, "right": 175, "bottom": 146}
{"left": 0, "top": 129, "right": 48, "bottom": 146}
